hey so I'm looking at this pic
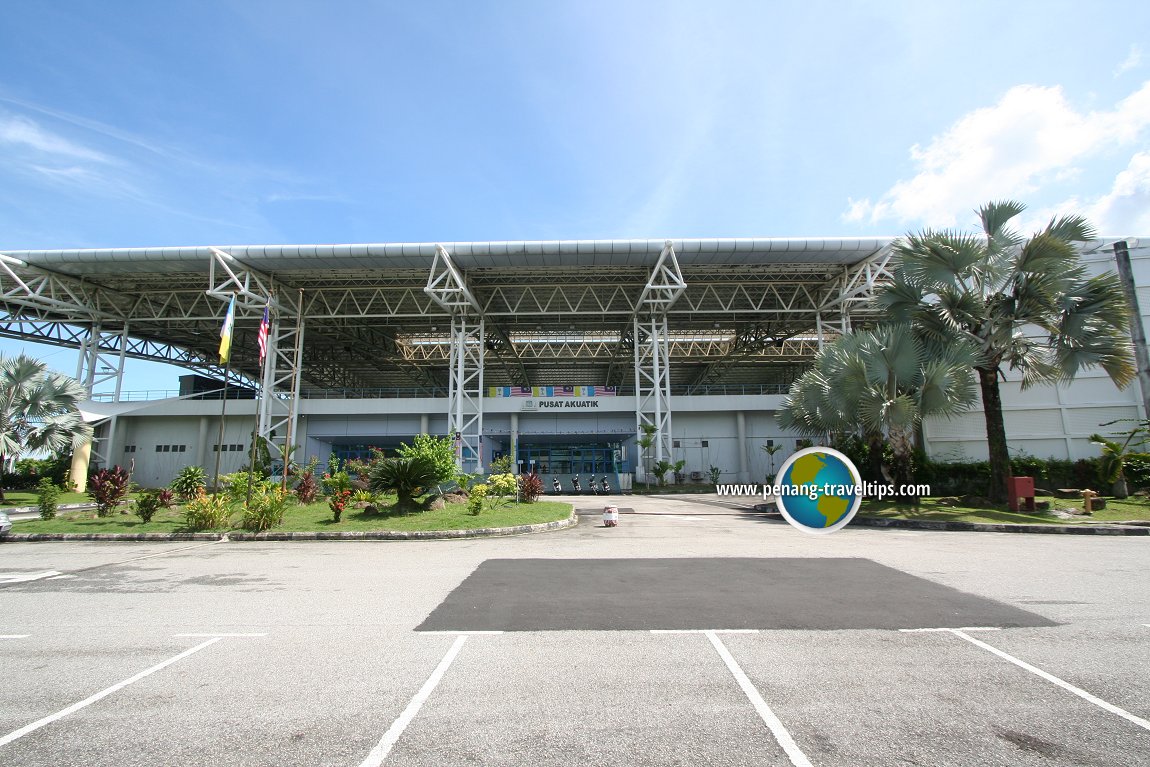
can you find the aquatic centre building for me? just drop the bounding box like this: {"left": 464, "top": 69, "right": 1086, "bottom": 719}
{"left": 1, "top": 236, "right": 1146, "bottom": 488}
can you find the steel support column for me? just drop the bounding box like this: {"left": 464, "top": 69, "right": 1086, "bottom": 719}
{"left": 634, "top": 241, "right": 686, "bottom": 465}
{"left": 209, "top": 248, "right": 304, "bottom": 463}
{"left": 425, "top": 245, "right": 485, "bottom": 472}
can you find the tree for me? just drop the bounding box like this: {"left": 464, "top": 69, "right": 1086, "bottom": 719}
{"left": 0, "top": 354, "right": 93, "bottom": 502}
{"left": 396, "top": 434, "right": 457, "bottom": 485}
{"left": 778, "top": 324, "right": 977, "bottom": 490}
{"left": 636, "top": 424, "right": 657, "bottom": 491}
{"left": 761, "top": 443, "right": 783, "bottom": 484}
{"left": 876, "top": 201, "right": 1134, "bottom": 501}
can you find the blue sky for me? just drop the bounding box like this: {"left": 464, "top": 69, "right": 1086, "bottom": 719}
{"left": 2, "top": 1, "right": 1149, "bottom": 390}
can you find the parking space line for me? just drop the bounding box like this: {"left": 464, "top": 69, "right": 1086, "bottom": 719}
{"left": 899, "top": 627, "right": 1001, "bottom": 633}
{"left": 0, "top": 635, "right": 30, "bottom": 639}
{"left": 651, "top": 629, "right": 760, "bottom": 634}
{"left": 942, "top": 629, "right": 1150, "bottom": 733}
{"left": 0, "top": 571, "right": 62, "bottom": 585}
{"left": 173, "top": 633, "right": 267, "bottom": 637}
{"left": 703, "top": 630, "right": 813, "bottom": 767}
{"left": 358, "top": 634, "right": 470, "bottom": 767}
{"left": 0, "top": 637, "right": 222, "bottom": 748}
{"left": 417, "top": 631, "right": 504, "bottom": 635}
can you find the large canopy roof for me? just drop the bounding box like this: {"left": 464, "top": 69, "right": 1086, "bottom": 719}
{"left": 1, "top": 237, "right": 897, "bottom": 394}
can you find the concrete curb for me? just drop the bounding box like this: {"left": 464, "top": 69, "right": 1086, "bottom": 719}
{"left": 752, "top": 504, "right": 1150, "bottom": 535}
{"left": 0, "top": 509, "right": 578, "bottom": 543}
{"left": 0, "top": 532, "right": 225, "bottom": 542}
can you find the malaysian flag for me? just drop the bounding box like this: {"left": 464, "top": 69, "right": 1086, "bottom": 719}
{"left": 257, "top": 304, "right": 270, "bottom": 362}
{"left": 555, "top": 386, "right": 576, "bottom": 397}
{"left": 511, "top": 386, "right": 533, "bottom": 397}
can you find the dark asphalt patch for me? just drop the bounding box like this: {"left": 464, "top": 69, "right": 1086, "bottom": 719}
{"left": 416, "top": 557, "right": 1058, "bottom": 632}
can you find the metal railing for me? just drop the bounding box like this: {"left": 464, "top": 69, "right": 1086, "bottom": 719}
{"left": 90, "top": 382, "right": 791, "bottom": 403}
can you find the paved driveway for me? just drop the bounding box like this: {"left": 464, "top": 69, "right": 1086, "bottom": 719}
{"left": 1, "top": 494, "right": 1148, "bottom": 765}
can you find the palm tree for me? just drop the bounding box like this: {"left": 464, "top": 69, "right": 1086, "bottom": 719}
{"left": 368, "top": 456, "right": 439, "bottom": 511}
{"left": 778, "top": 324, "right": 977, "bottom": 490}
{"left": 876, "top": 201, "right": 1134, "bottom": 501}
{"left": 0, "top": 354, "right": 93, "bottom": 501}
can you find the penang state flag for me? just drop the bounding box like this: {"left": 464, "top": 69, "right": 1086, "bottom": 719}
{"left": 257, "top": 304, "right": 270, "bottom": 362}
{"left": 218, "top": 294, "right": 236, "bottom": 364}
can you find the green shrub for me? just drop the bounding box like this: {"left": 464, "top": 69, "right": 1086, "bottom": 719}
{"left": 219, "top": 472, "right": 273, "bottom": 502}
{"left": 88, "top": 466, "right": 132, "bottom": 517}
{"left": 368, "top": 457, "right": 438, "bottom": 509}
{"left": 133, "top": 490, "right": 163, "bottom": 523}
{"left": 489, "top": 454, "right": 513, "bottom": 475}
{"left": 396, "top": 434, "right": 457, "bottom": 485}
{"left": 487, "top": 472, "right": 517, "bottom": 498}
{"left": 518, "top": 473, "right": 543, "bottom": 503}
{"left": 708, "top": 466, "right": 722, "bottom": 484}
{"left": 467, "top": 483, "right": 487, "bottom": 515}
{"left": 242, "top": 485, "right": 290, "bottom": 532}
{"left": 36, "top": 477, "right": 60, "bottom": 520}
{"left": 183, "top": 490, "right": 233, "bottom": 531}
{"left": 171, "top": 465, "right": 207, "bottom": 500}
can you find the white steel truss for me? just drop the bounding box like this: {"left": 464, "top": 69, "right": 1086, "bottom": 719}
{"left": 448, "top": 317, "right": 485, "bottom": 473}
{"left": 634, "top": 242, "right": 686, "bottom": 466}
{"left": 818, "top": 245, "right": 894, "bottom": 312}
{"left": 425, "top": 245, "right": 485, "bottom": 470}
{"left": 75, "top": 323, "right": 129, "bottom": 400}
{"left": 258, "top": 302, "right": 306, "bottom": 463}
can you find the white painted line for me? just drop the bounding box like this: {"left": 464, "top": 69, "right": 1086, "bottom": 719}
{"left": 0, "top": 638, "right": 221, "bottom": 747}
{"left": 651, "top": 629, "right": 760, "bottom": 634}
{"left": 0, "top": 571, "right": 62, "bottom": 584}
{"left": 416, "top": 630, "right": 504, "bottom": 635}
{"left": 948, "top": 629, "right": 1150, "bottom": 733}
{"left": 899, "top": 627, "right": 1001, "bottom": 633}
{"left": 172, "top": 633, "right": 267, "bottom": 637}
{"left": 358, "top": 635, "right": 469, "bottom": 767}
{"left": 705, "top": 630, "right": 813, "bottom": 767}
{"left": 0, "top": 635, "right": 30, "bottom": 639}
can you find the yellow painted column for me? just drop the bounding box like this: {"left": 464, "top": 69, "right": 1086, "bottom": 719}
{"left": 69, "top": 440, "right": 92, "bottom": 493}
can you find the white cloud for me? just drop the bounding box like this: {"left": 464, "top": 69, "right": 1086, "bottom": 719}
{"left": 1116, "top": 44, "right": 1143, "bottom": 77}
{"left": 0, "top": 113, "right": 110, "bottom": 163}
{"left": 1083, "top": 151, "right": 1150, "bottom": 233}
{"left": 843, "top": 81, "right": 1150, "bottom": 229}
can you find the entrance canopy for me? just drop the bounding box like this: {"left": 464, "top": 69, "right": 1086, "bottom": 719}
{"left": 0, "top": 237, "right": 898, "bottom": 395}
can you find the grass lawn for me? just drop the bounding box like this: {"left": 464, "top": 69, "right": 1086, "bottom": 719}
{"left": 0, "top": 490, "right": 101, "bottom": 508}
{"left": 861, "top": 496, "right": 1150, "bottom": 524}
{"left": 9, "top": 496, "right": 573, "bottom": 535}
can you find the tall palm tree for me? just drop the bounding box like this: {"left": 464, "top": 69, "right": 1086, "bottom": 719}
{"left": 778, "top": 324, "right": 977, "bottom": 489}
{"left": 0, "top": 354, "right": 93, "bottom": 501}
{"left": 876, "top": 201, "right": 1134, "bottom": 501}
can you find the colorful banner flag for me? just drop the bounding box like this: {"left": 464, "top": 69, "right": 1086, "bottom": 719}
{"left": 257, "top": 304, "right": 270, "bottom": 362}
{"left": 218, "top": 294, "right": 235, "bottom": 364}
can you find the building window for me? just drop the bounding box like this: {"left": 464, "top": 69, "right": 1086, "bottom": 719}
{"left": 673, "top": 440, "right": 681, "bottom": 449}
{"left": 156, "top": 445, "right": 168, "bottom": 453}
{"left": 701, "top": 440, "right": 709, "bottom": 448}
{"left": 124, "top": 445, "right": 136, "bottom": 453}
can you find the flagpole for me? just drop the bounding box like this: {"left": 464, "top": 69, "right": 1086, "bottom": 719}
{"left": 212, "top": 294, "right": 237, "bottom": 492}
{"left": 212, "top": 363, "right": 231, "bottom": 492}
{"left": 246, "top": 301, "right": 271, "bottom": 508}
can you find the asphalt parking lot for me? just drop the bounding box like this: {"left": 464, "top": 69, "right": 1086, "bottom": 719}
{"left": 1, "top": 494, "right": 1148, "bottom": 766}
